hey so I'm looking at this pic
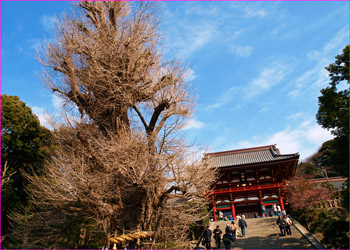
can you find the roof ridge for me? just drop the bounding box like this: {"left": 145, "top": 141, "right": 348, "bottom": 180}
{"left": 206, "top": 145, "right": 276, "bottom": 156}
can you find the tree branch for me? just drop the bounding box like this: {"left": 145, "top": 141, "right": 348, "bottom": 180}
{"left": 132, "top": 105, "right": 148, "bottom": 130}
{"left": 147, "top": 100, "right": 169, "bottom": 133}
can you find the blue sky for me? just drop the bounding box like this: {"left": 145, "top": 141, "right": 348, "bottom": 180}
{"left": 1, "top": 1, "right": 349, "bottom": 160}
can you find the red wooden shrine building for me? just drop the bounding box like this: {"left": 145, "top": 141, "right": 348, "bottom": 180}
{"left": 205, "top": 145, "right": 299, "bottom": 221}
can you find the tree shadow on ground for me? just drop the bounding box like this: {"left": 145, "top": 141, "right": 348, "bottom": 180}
{"left": 209, "top": 234, "right": 316, "bottom": 249}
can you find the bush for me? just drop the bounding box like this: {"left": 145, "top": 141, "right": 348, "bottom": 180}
{"left": 322, "top": 220, "right": 349, "bottom": 249}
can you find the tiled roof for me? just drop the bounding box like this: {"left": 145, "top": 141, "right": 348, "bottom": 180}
{"left": 315, "top": 181, "right": 345, "bottom": 191}
{"left": 310, "top": 177, "right": 347, "bottom": 191}
{"left": 206, "top": 145, "right": 299, "bottom": 168}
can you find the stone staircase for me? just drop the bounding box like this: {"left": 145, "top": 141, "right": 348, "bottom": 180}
{"left": 207, "top": 217, "right": 316, "bottom": 249}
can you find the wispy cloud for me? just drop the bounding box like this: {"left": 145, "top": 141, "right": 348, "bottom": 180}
{"left": 185, "top": 68, "right": 197, "bottom": 82}
{"left": 32, "top": 106, "right": 49, "bottom": 126}
{"left": 220, "top": 119, "right": 333, "bottom": 161}
{"left": 287, "top": 112, "right": 304, "bottom": 120}
{"left": 259, "top": 104, "right": 269, "bottom": 113}
{"left": 169, "top": 22, "right": 218, "bottom": 59}
{"left": 52, "top": 94, "right": 65, "bottom": 110}
{"left": 230, "top": 45, "right": 253, "bottom": 57}
{"left": 244, "top": 6, "right": 268, "bottom": 18}
{"left": 245, "top": 64, "right": 287, "bottom": 99}
{"left": 183, "top": 118, "right": 205, "bottom": 130}
{"left": 205, "top": 62, "right": 288, "bottom": 110}
{"left": 40, "top": 15, "right": 57, "bottom": 31}
{"left": 184, "top": 4, "right": 219, "bottom": 16}
{"left": 307, "top": 27, "right": 348, "bottom": 60}
{"left": 27, "top": 38, "right": 44, "bottom": 51}
{"left": 206, "top": 86, "right": 239, "bottom": 110}
{"left": 289, "top": 27, "right": 348, "bottom": 99}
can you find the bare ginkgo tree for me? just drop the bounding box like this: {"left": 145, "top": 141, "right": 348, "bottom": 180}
{"left": 11, "top": 1, "right": 217, "bottom": 249}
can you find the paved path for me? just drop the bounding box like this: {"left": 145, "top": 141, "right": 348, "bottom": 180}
{"left": 208, "top": 217, "right": 316, "bottom": 249}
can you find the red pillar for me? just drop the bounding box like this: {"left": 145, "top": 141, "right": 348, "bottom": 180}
{"left": 231, "top": 203, "right": 236, "bottom": 220}
{"left": 279, "top": 197, "right": 285, "bottom": 211}
{"left": 213, "top": 205, "right": 217, "bottom": 222}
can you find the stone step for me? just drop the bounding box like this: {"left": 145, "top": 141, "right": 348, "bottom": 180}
{"left": 207, "top": 217, "right": 316, "bottom": 249}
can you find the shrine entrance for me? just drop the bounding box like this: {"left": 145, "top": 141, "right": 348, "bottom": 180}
{"left": 204, "top": 145, "right": 299, "bottom": 222}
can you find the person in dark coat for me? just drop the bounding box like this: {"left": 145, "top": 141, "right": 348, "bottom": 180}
{"left": 203, "top": 225, "right": 212, "bottom": 249}
{"left": 276, "top": 215, "right": 286, "bottom": 236}
{"left": 238, "top": 215, "right": 248, "bottom": 237}
{"left": 213, "top": 225, "right": 222, "bottom": 248}
{"left": 230, "top": 221, "right": 237, "bottom": 241}
{"left": 222, "top": 231, "right": 232, "bottom": 250}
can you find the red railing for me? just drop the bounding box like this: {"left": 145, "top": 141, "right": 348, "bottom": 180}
{"left": 206, "top": 182, "right": 287, "bottom": 196}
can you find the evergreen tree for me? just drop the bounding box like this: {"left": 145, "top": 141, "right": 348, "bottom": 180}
{"left": 1, "top": 94, "right": 54, "bottom": 242}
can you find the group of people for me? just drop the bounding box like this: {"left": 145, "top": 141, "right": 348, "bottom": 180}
{"left": 260, "top": 203, "right": 286, "bottom": 218}
{"left": 210, "top": 211, "right": 236, "bottom": 222}
{"left": 202, "top": 215, "right": 248, "bottom": 249}
{"left": 202, "top": 212, "right": 294, "bottom": 249}
{"left": 276, "top": 215, "right": 293, "bottom": 236}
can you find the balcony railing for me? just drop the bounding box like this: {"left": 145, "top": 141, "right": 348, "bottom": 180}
{"left": 207, "top": 181, "right": 287, "bottom": 196}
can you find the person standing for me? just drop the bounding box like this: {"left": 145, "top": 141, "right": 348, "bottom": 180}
{"left": 203, "top": 226, "right": 212, "bottom": 249}
{"left": 222, "top": 231, "right": 232, "bottom": 250}
{"left": 219, "top": 210, "right": 224, "bottom": 221}
{"left": 276, "top": 204, "right": 282, "bottom": 216}
{"left": 284, "top": 215, "right": 292, "bottom": 235}
{"left": 276, "top": 215, "right": 286, "bottom": 236}
{"left": 230, "top": 221, "right": 237, "bottom": 241}
{"left": 213, "top": 225, "right": 222, "bottom": 248}
{"left": 238, "top": 215, "right": 248, "bottom": 237}
{"left": 261, "top": 204, "right": 267, "bottom": 217}
{"left": 273, "top": 203, "right": 278, "bottom": 216}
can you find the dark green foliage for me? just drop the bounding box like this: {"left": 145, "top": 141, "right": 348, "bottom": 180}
{"left": 293, "top": 208, "right": 349, "bottom": 249}
{"left": 340, "top": 179, "right": 349, "bottom": 212}
{"left": 309, "top": 209, "right": 349, "bottom": 249}
{"left": 299, "top": 45, "right": 350, "bottom": 250}
{"left": 9, "top": 208, "right": 105, "bottom": 249}
{"left": 1, "top": 95, "right": 55, "bottom": 240}
{"left": 297, "top": 139, "right": 342, "bottom": 178}
{"left": 316, "top": 45, "right": 349, "bottom": 178}
{"left": 321, "top": 219, "right": 349, "bottom": 249}
{"left": 325, "top": 136, "right": 349, "bottom": 177}
{"left": 317, "top": 45, "right": 349, "bottom": 138}
{"left": 190, "top": 203, "right": 209, "bottom": 240}
{"left": 309, "top": 209, "right": 336, "bottom": 234}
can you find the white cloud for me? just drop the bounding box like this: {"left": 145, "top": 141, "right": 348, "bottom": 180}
{"left": 171, "top": 23, "right": 217, "bottom": 58}
{"left": 244, "top": 6, "right": 268, "bottom": 18}
{"left": 219, "top": 119, "right": 334, "bottom": 161}
{"left": 32, "top": 106, "right": 48, "bottom": 125}
{"left": 206, "top": 86, "right": 239, "bottom": 110}
{"left": 304, "top": 124, "right": 334, "bottom": 144}
{"left": 246, "top": 64, "right": 287, "bottom": 99}
{"left": 40, "top": 15, "right": 57, "bottom": 31}
{"left": 205, "top": 63, "right": 288, "bottom": 109}
{"left": 287, "top": 112, "right": 304, "bottom": 120}
{"left": 307, "top": 27, "right": 348, "bottom": 60}
{"left": 52, "top": 94, "right": 65, "bottom": 110}
{"left": 231, "top": 29, "right": 245, "bottom": 40}
{"left": 259, "top": 105, "right": 269, "bottom": 113}
{"left": 183, "top": 118, "right": 205, "bottom": 130}
{"left": 184, "top": 4, "right": 218, "bottom": 16}
{"left": 185, "top": 68, "right": 197, "bottom": 82}
{"left": 27, "top": 38, "right": 44, "bottom": 51}
{"left": 230, "top": 45, "right": 253, "bottom": 57}
{"left": 287, "top": 89, "right": 300, "bottom": 98}
{"left": 288, "top": 27, "right": 348, "bottom": 100}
